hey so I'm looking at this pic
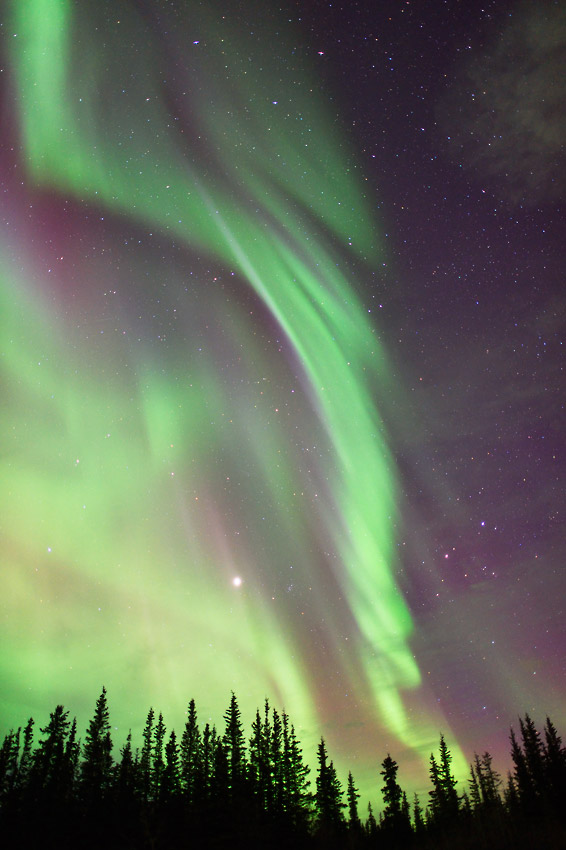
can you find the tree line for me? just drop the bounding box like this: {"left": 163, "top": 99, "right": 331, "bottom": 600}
{"left": 1, "top": 688, "right": 565, "bottom": 848}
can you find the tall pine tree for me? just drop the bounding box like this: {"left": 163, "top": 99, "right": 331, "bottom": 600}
{"left": 346, "top": 771, "right": 361, "bottom": 830}
{"left": 139, "top": 707, "right": 155, "bottom": 802}
{"left": 180, "top": 698, "right": 203, "bottom": 808}
{"left": 314, "top": 738, "right": 344, "bottom": 834}
{"left": 380, "top": 753, "right": 411, "bottom": 841}
{"left": 81, "top": 687, "right": 113, "bottom": 804}
{"left": 223, "top": 692, "right": 247, "bottom": 801}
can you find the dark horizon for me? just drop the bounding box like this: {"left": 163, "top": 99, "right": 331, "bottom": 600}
{"left": 2, "top": 687, "right": 566, "bottom": 849}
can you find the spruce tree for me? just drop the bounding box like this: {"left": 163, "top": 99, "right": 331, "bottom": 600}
{"left": 139, "top": 708, "right": 155, "bottom": 801}
{"left": 366, "top": 801, "right": 378, "bottom": 837}
{"left": 161, "top": 730, "right": 180, "bottom": 801}
{"left": 347, "top": 771, "right": 360, "bottom": 827}
{"left": 210, "top": 735, "right": 229, "bottom": 813}
{"left": 460, "top": 789, "right": 471, "bottom": 820}
{"left": 469, "top": 761, "right": 481, "bottom": 810}
{"left": 438, "top": 734, "right": 459, "bottom": 817}
{"left": 429, "top": 739, "right": 458, "bottom": 824}
{"left": 81, "top": 687, "right": 113, "bottom": 803}
{"left": 510, "top": 726, "right": 536, "bottom": 813}
{"left": 0, "top": 728, "right": 20, "bottom": 803}
{"left": 249, "top": 705, "right": 269, "bottom": 813}
{"left": 115, "top": 732, "right": 136, "bottom": 801}
{"left": 30, "top": 705, "right": 73, "bottom": 801}
{"left": 413, "top": 792, "right": 425, "bottom": 834}
{"left": 543, "top": 716, "right": 566, "bottom": 810}
{"left": 65, "top": 717, "right": 80, "bottom": 799}
{"left": 477, "top": 751, "right": 501, "bottom": 808}
{"left": 270, "top": 708, "right": 284, "bottom": 816}
{"left": 201, "top": 722, "right": 216, "bottom": 804}
{"left": 314, "top": 738, "right": 344, "bottom": 832}
{"left": 223, "top": 692, "right": 246, "bottom": 797}
{"left": 503, "top": 771, "right": 519, "bottom": 813}
{"left": 380, "top": 754, "right": 403, "bottom": 828}
{"left": 180, "top": 698, "right": 203, "bottom": 807}
{"left": 380, "top": 753, "right": 411, "bottom": 843}
{"left": 152, "top": 712, "right": 167, "bottom": 798}
{"left": 428, "top": 753, "right": 442, "bottom": 820}
{"left": 282, "top": 714, "right": 312, "bottom": 831}
{"left": 402, "top": 791, "right": 410, "bottom": 826}
{"left": 520, "top": 714, "right": 545, "bottom": 800}
{"left": 17, "top": 718, "right": 34, "bottom": 791}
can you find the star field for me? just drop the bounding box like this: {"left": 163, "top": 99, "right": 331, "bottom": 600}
{"left": 0, "top": 0, "right": 564, "bottom": 805}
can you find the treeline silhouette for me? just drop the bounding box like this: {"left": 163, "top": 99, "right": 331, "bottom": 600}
{"left": 1, "top": 689, "right": 565, "bottom": 849}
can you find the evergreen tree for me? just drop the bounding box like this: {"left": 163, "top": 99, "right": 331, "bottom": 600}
{"left": 476, "top": 751, "right": 501, "bottom": 807}
{"left": 270, "top": 707, "right": 284, "bottom": 816}
{"left": 413, "top": 792, "right": 425, "bottom": 834}
{"left": 380, "top": 754, "right": 403, "bottom": 828}
{"left": 210, "top": 735, "right": 229, "bottom": 812}
{"left": 366, "top": 801, "right": 378, "bottom": 837}
{"left": 469, "top": 761, "right": 482, "bottom": 810}
{"left": 152, "top": 712, "right": 167, "bottom": 797}
{"left": 180, "top": 698, "right": 203, "bottom": 807}
{"left": 81, "top": 687, "right": 113, "bottom": 803}
{"left": 139, "top": 707, "right": 155, "bottom": 801}
{"left": 437, "top": 734, "right": 459, "bottom": 817}
{"left": 380, "top": 753, "right": 411, "bottom": 845}
{"left": 314, "top": 737, "right": 344, "bottom": 832}
{"left": 65, "top": 717, "right": 80, "bottom": 798}
{"left": 346, "top": 771, "right": 360, "bottom": 827}
{"left": 201, "top": 722, "right": 216, "bottom": 804}
{"left": 402, "top": 791, "right": 411, "bottom": 826}
{"left": 30, "top": 705, "right": 74, "bottom": 802}
{"left": 249, "top": 699, "right": 291, "bottom": 821}
{"left": 503, "top": 771, "right": 519, "bottom": 813}
{"left": 223, "top": 692, "right": 246, "bottom": 797}
{"left": 428, "top": 753, "right": 442, "bottom": 820}
{"left": 543, "top": 716, "right": 566, "bottom": 810}
{"left": 17, "top": 718, "right": 34, "bottom": 791}
{"left": 429, "top": 739, "right": 458, "bottom": 824}
{"left": 161, "top": 730, "right": 180, "bottom": 801}
{"left": 510, "top": 725, "right": 537, "bottom": 813}
{"left": 115, "top": 731, "right": 136, "bottom": 800}
{"left": 0, "top": 728, "right": 20, "bottom": 802}
{"left": 460, "top": 789, "right": 471, "bottom": 817}
{"left": 520, "top": 714, "right": 545, "bottom": 800}
{"left": 282, "top": 714, "right": 312, "bottom": 830}
{"left": 249, "top": 704, "right": 269, "bottom": 813}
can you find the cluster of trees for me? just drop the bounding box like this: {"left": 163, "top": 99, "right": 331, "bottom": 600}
{"left": 1, "top": 688, "right": 565, "bottom": 849}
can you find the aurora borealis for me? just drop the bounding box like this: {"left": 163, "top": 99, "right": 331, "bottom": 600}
{"left": 1, "top": 0, "right": 565, "bottom": 804}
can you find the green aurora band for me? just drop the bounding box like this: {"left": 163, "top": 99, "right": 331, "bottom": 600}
{"left": 3, "top": 0, "right": 467, "bottom": 794}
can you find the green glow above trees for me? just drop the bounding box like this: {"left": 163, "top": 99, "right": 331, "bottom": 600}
{"left": 2, "top": 0, "right": 469, "bottom": 797}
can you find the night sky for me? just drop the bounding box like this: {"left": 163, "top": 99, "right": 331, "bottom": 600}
{"left": 1, "top": 0, "right": 565, "bottom": 806}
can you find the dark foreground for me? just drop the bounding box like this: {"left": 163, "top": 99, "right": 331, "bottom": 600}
{"left": 2, "top": 690, "right": 566, "bottom": 849}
